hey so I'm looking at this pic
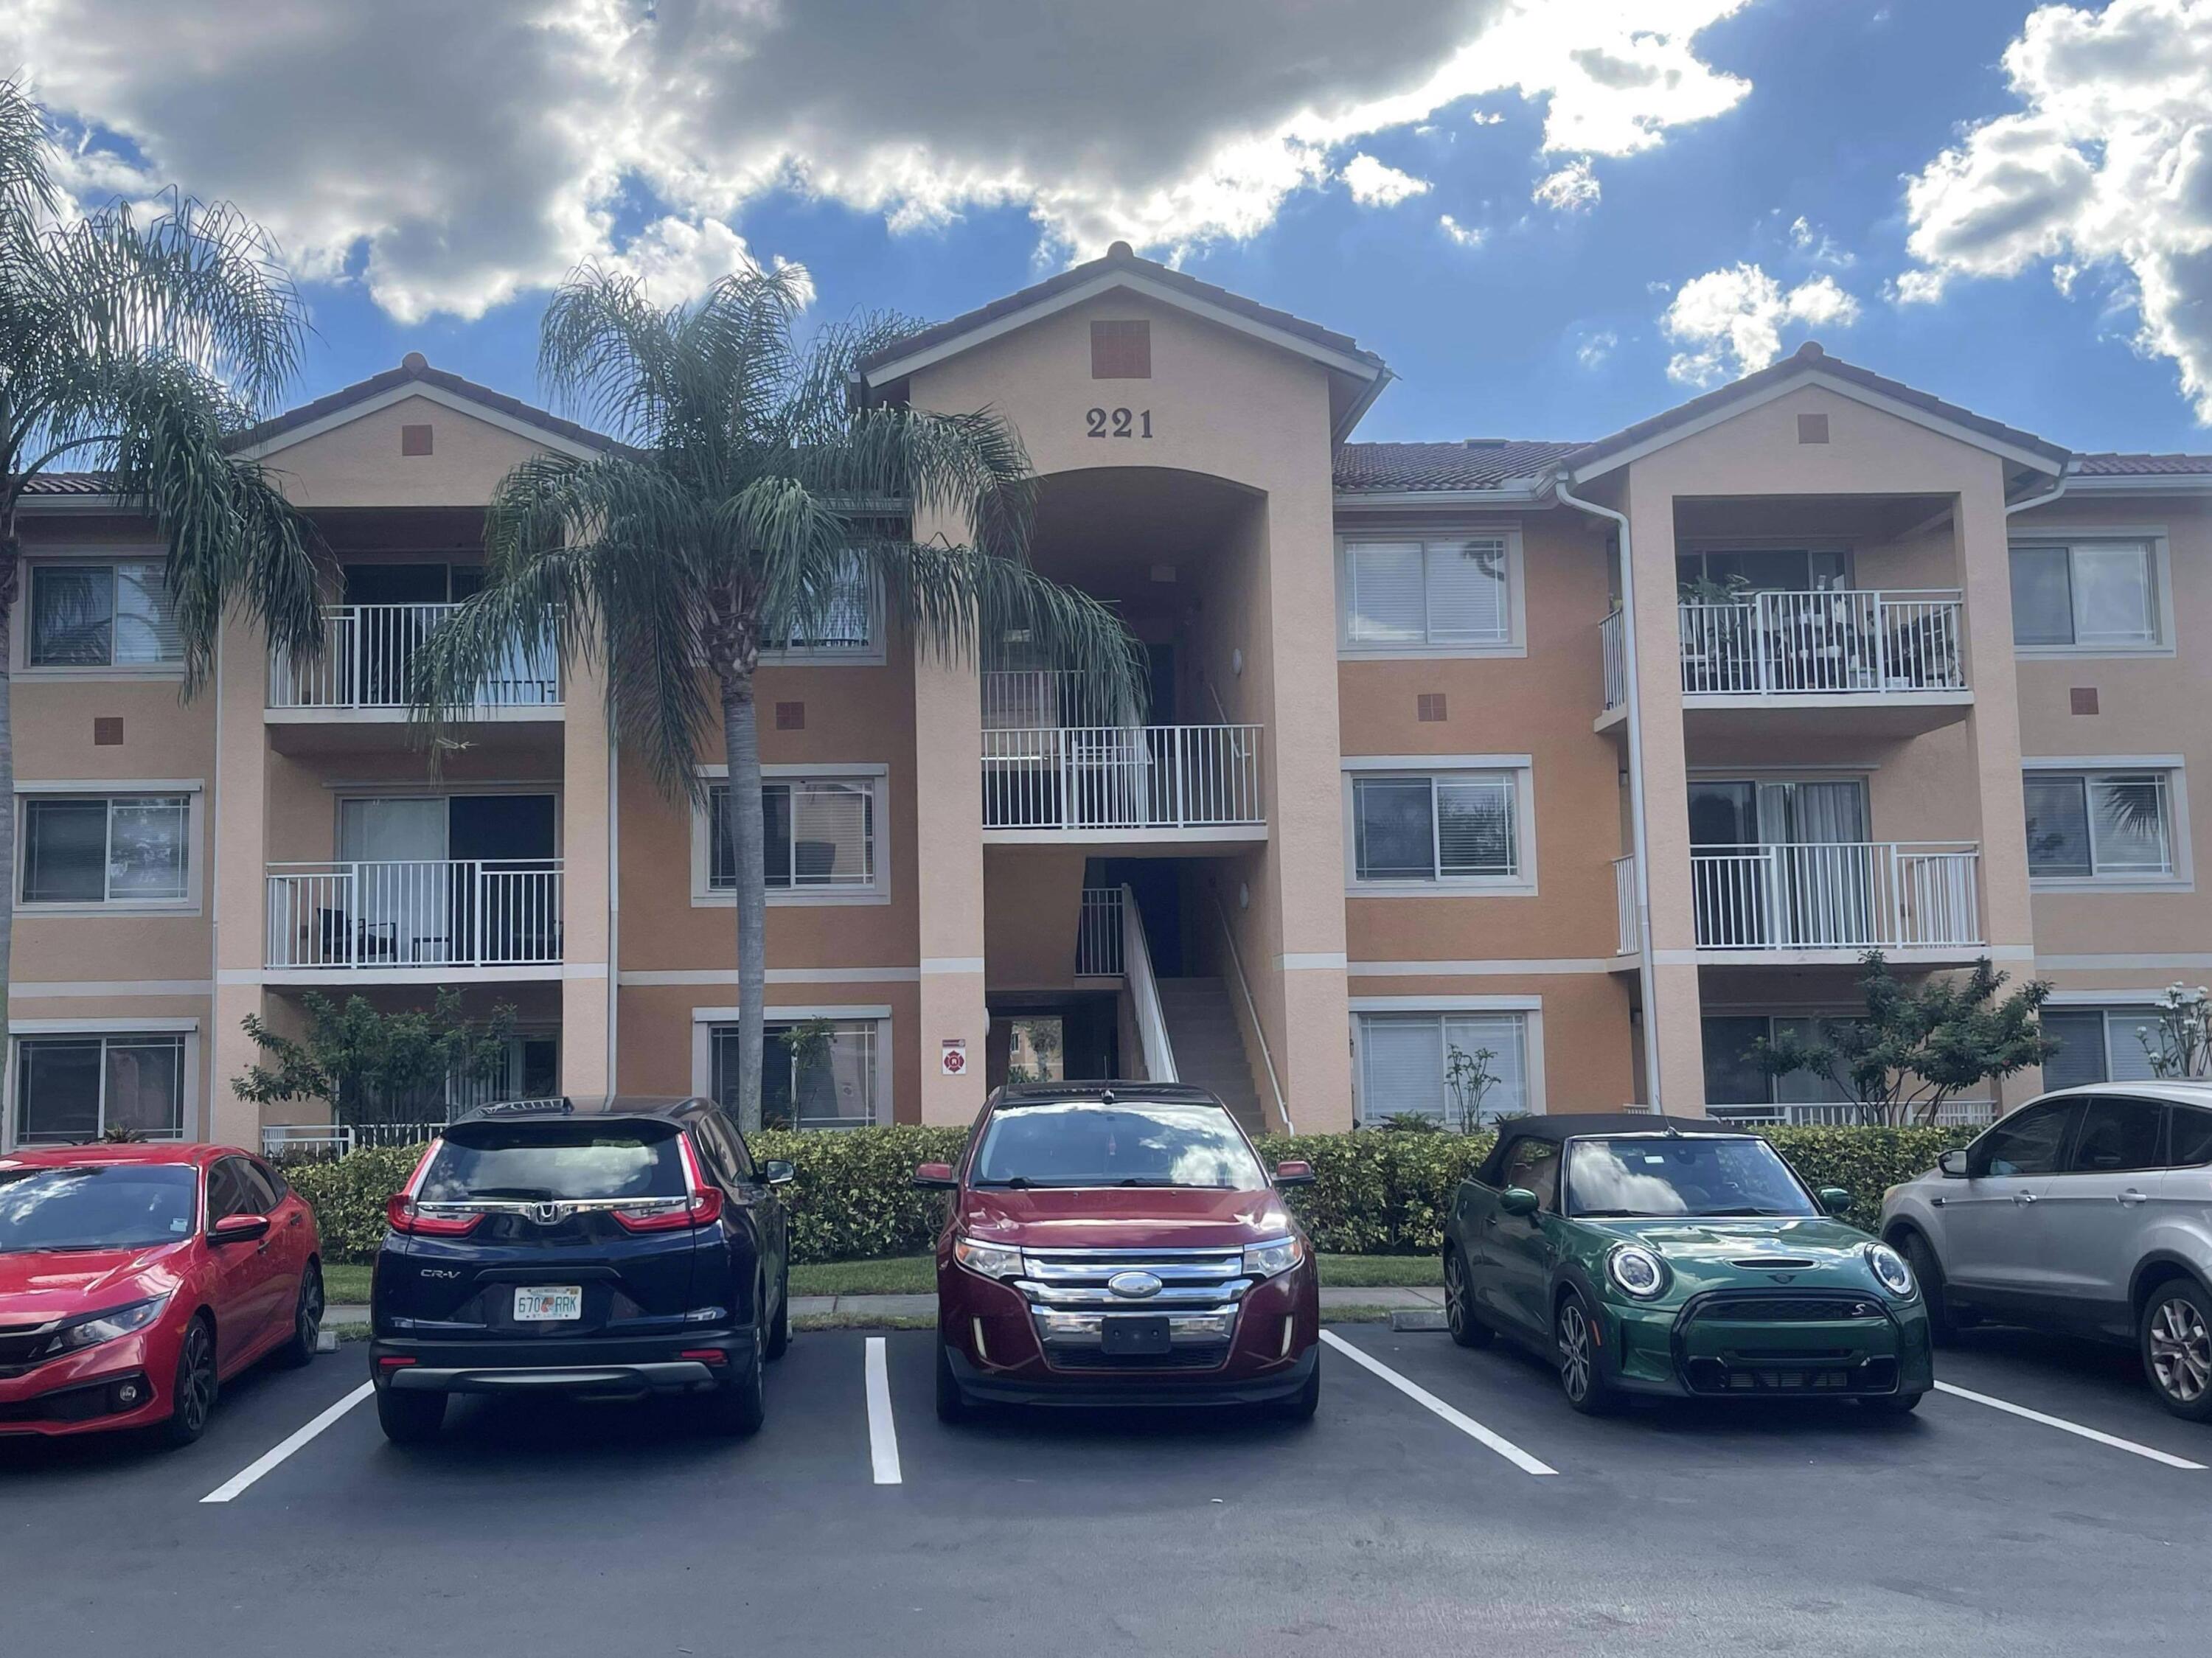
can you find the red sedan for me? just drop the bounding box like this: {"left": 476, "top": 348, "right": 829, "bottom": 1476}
{"left": 0, "top": 1144, "right": 325, "bottom": 1444}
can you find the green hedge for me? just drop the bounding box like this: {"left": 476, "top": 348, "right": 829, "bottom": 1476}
{"left": 283, "top": 1122, "right": 1972, "bottom": 1265}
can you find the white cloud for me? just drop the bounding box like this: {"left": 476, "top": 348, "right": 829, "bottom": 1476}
{"left": 1661, "top": 262, "right": 1861, "bottom": 385}
{"left": 1576, "top": 327, "right": 1618, "bottom": 368}
{"left": 1533, "top": 156, "right": 1600, "bottom": 212}
{"left": 1787, "top": 213, "right": 1854, "bottom": 267}
{"left": 1439, "top": 213, "right": 1486, "bottom": 247}
{"left": 1899, "top": 0, "right": 2212, "bottom": 419}
{"left": 7, "top": 0, "right": 1757, "bottom": 322}
{"left": 1341, "top": 153, "right": 1431, "bottom": 206}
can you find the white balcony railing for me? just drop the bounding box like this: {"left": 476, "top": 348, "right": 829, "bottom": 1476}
{"left": 1613, "top": 854, "right": 1640, "bottom": 955}
{"left": 265, "top": 859, "right": 563, "bottom": 969}
{"left": 1691, "top": 841, "right": 1981, "bottom": 952}
{"left": 1077, "top": 886, "right": 1125, "bottom": 975}
{"left": 1706, "top": 1100, "right": 1999, "bottom": 1129}
{"left": 982, "top": 725, "right": 1264, "bottom": 832}
{"left": 269, "top": 603, "right": 560, "bottom": 711}
{"left": 1600, "top": 609, "right": 1627, "bottom": 711}
{"left": 982, "top": 669, "right": 1128, "bottom": 731}
{"left": 1677, "top": 589, "right": 1965, "bottom": 697}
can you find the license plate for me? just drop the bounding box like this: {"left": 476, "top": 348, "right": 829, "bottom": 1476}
{"left": 514, "top": 1286, "right": 582, "bottom": 1322}
{"left": 1101, "top": 1316, "right": 1171, "bottom": 1356}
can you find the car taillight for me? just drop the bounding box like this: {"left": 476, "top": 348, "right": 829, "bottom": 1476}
{"left": 613, "top": 1188, "right": 723, "bottom": 1232}
{"left": 385, "top": 1194, "right": 483, "bottom": 1236}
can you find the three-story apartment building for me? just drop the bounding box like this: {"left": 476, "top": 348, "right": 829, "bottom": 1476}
{"left": 10, "top": 243, "right": 2208, "bottom": 1150}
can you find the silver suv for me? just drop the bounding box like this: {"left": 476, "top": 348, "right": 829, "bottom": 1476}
{"left": 1881, "top": 1082, "right": 2212, "bottom": 1420}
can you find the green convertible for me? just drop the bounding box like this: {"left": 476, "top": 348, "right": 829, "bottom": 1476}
{"left": 1441, "top": 1114, "right": 1933, "bottom": 1416}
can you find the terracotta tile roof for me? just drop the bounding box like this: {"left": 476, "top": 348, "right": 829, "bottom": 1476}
{"left": 858, "top": 241, "right": 1385, "bottom": 380}
{"left": 1334, "top": 439, "right": 1585, "bottom": 493}
{"left": 1562, "top": 341, "right": 2071, "bottom": 476}
{"left": 2073, "top": 452, "right": 2212, "bottom": 476}
{"left": 17, "top": 471, "right": 118, "bottom": 495}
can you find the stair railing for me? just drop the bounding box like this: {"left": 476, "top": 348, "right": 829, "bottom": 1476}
{"left": 1121, "top": 882, "right": 1178, "bottom": 1084}
{"left": 1208, "top": 890, "right": 1290, "bottom": 1134}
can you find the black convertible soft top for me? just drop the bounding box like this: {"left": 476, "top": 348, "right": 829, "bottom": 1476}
{"left": 1471, "top": 1112, "right": 1755, "bottom": 1187}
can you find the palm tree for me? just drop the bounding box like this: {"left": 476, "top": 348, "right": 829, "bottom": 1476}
{"left": 417, "top": 266, "right": 1144, "bottom": 1130}
{"left": 0, "top": 81, "right": 321, "bottom": 1010}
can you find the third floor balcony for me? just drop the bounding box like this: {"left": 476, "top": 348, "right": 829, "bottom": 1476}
{"left": 268, "top": 603, "right": 561, "bottom": 722}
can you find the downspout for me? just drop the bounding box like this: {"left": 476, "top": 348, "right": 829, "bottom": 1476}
{"left": 2004, "top": 461, "right": 2074, "bottom": 520}
{"left": 1553, "top": 471, "right": 1663, "bottom": 1112}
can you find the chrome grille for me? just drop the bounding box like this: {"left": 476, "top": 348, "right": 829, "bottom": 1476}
{"left": 1012, "top": 1244, "right": 1259, "bottom": 1368}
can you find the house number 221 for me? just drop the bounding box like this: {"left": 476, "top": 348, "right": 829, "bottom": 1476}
{"left": 1085, "top": 407, "right": 1153, "bottom": 439}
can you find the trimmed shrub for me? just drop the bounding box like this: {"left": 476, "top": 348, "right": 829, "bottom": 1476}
{"left": 281, "top": 1121, "right": 1975, "bottom": 1266}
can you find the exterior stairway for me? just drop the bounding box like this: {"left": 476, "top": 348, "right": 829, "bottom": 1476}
{"left": 1154, "top": 977, "right": 1265, "bottom": 1135}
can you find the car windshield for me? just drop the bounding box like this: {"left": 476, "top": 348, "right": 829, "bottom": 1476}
{"left": 1563, "top": 1136, "right": 1817, "bottom": 1220}
{"left": 420, "top": 1124, "right": 686, "bottom": 1202}
{"left": 971, "top": 1102, "right": 1265, "bottom": 1190}
{"left": 0, "top": 1164, "right": 200, "bottom": 1252}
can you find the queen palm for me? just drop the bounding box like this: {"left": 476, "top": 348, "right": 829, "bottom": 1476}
{"left": 0, "top": 82, "right": 320, "bottom": 1009}
{"left": 417, "top": 266, "right": 1143, "bottom": 1131}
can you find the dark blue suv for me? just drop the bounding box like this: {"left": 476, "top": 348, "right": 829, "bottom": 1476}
{"left": 369, "top": 1096, "right": 793, "bottom": 1442}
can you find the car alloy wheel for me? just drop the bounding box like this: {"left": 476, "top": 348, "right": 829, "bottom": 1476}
{"left": 1558, "top": 1300, "right": 1594, "bottom": 1403}
{"left": 2147, "top": 1294, "right": 2212, "bottom": 1406}
{"left": 279, "top": 1267, "right": 324, "bottom": 1368}
{"left": 1444, "top": 1248, "right": 1490, "bottom": 1348}
{"left": 162, "top": 1319, "right": 218, "bottom": 1446}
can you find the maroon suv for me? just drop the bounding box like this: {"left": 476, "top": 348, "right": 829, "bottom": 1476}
{"left": 917, "top": 1082, "right": 1319, "bottom": 1420}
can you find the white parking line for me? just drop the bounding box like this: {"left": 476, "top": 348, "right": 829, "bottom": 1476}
{"left": 1320, "top": 1330, "right": 1557, "bottom": 1476}
{"left": 201, "top": 1381, "right": 376, "bottom": 1504}
{"left": 864, "top": 1337, "right": 902, "bottom": 1485}
{"left": 1932, "top": 1380, "right": 2206, "bottom": 1471}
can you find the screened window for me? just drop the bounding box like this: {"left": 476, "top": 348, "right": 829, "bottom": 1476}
{"left": 2011, "top": 541, "right": 2160, "bottom": 648}
{"left": 1354, "top": 1011, "right": 1530, "bottom": 1129}
{"left": 27, "top": 561, "right": 184, "bottom": 668}
{"left": 710, "top": 1018, "right": 881, "bottom": 1129}
{"left": 15, "top": 1033, "right": 187, "bottom": 1143}
{"left": 2023, "top": 770, "right": 2174, "bottom": 879}
{"left": 708, "top": 778, "right": 876, "bottom": 891}
{"left": 767, "top": 557, "right": 874, "bottom": 655}
{"left": 1342, "top": 538, "right": 1511, "bottom": 647}
{"left": 2039, "top": 1007, "right": 2163, "bottom": 1091}
{"left": 1352, "top": 773, "right": 1518, "bottom": 882}
{"left": 20, "top": 795, "right": 189, "bottom": 905}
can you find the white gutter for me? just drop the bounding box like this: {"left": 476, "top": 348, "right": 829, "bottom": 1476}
{"left": 2005, "top": 461, "right": 2076, "bottom": 518}
{"left": 1552, "top": 473, "right": 1663, "bottom": 1112}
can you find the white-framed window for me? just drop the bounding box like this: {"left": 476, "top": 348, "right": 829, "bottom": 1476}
{"left": 1338, "top": 532, "right": 1520, "bottom": 655}
{"left": 758, "top": 557, "right": 881, "bottom": 663}
{"left": 1343, "top": 757, "right": 1534, "bottom": 892}
{"left": 691, "top": 764, "right": 888, "bottom": 905}
{"left": 694, "top": 1007, "right": 889, "bottom": 1129}
{"left": 18, "top": 790, "right": 196, "bottom": 909}
{"left": 2023, "top": 765, "right": 2182, "bottom": 883}
{"left": 2040, "top": 1005, "right": 2163, "bottom": 1091}
{"left": 2010, "top": 537, "right": 2167, "bottom": 651}
{"left": 12, "top": 1028, "right": 192, "bottom": 1144}
{"left": 1351, "top": 1004, "right": 1537, "bottom": 1129}
{"left": 1700, "top": 1014, "right": 1852, "bottom": 1112}
{"left": 24, "top": 559, "right": 184, "bottom": 671}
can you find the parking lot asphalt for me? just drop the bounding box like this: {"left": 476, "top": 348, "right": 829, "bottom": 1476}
{"left": 6, "top": 1321, "right": 2210, "bottom": 1658}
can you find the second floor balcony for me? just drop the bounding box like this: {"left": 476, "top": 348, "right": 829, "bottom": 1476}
{"left": 265, "top": 857, "right": 563, "bottom": 975}
{"left": 1689, "top": 840, "right": 1982, "bottom": 955}
{"left": 1601, "top": 590, "right": 1970, "bottom": 723}
{"left": 268, "top": 603, "right": 560, "bottom": 717}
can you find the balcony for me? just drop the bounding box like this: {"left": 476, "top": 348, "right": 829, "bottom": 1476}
{"left": 1600, "top": 591, "right": 1973, "bottom": 737}
{"left": 980, "top": 673, "right": 1264, "bottom": 843}
{"left": 1689, "top": 841, "right": 1982, "bottom": 959}
{"left": 265, "top": 858, "right": 562, "bottom": 979}
{"left": 268, "top": 604, "right": 560, "bottom": 720}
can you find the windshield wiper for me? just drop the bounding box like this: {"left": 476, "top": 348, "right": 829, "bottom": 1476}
{"left": 1694, "top": 1206, "right": 1796, "bottom": 1217}
{"left": 972, "top": 1177, "right": 1035, "bottom": 1189}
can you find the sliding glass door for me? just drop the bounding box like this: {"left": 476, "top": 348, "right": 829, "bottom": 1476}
{"left": 1690, "top": 779, "right": 1871, "bottom": 947}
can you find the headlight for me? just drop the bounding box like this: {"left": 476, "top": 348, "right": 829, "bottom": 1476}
{"left": 952, "top": 1236, "right": 1026, "bottom": 1281}
{"left": 1606, "top": 1244, "right": 1668, "bottom": 1300}
{"left": 1865, "top": 1242, "right": 1916, "bottom": 1299}
{"left": 1242, "top": 1236, "right": 1306, "bottom": 1278}
{"left": 40, "top": 1295, "right": 170, "bottom": 1359}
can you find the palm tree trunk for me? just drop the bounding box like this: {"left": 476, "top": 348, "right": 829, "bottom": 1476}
{"left": 718, "top": 669, "right": 768, "bottom": 1133}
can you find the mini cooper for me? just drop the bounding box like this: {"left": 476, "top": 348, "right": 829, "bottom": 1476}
{"left": 1441, "top": 1114, "right": 1932, "bottom": 1415}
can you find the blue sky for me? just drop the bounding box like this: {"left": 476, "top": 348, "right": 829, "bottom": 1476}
{"left": 24, "top": 1, "right": 2212, "bottom": 455}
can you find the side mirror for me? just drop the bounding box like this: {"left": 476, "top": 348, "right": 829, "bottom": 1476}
{"left": 912, "top": 1162, "right": 959, "bottom": 1190}
{"left": 1819, "top": 1187, "right": 1854, "bottom": 1216}
{"left": 761, "top": 1159, "right": 796, "bottom": 1188}
{"left": 1274, "top": 1159, "right": 1315, "bottom": 1188}
{"left": 1938, "top": 1149, "right": 1969, "bottom": 1180}
{"left": 211, "top": 1213, "right": 270, "bottom": 1245}
{"left": 1498, "top": 1187, "right": 1540, "bottom": 1218}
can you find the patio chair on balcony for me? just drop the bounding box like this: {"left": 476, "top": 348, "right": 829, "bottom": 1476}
{"left": 313, "top": 907, "right": 397, "bottom": 967}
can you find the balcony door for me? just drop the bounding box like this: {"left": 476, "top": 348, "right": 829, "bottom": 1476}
{"left": 338, "top": 795, "right": 556, "bottom": 966}
{"left": 1690, "top": 778, "right": 1870, "bottom": 947}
